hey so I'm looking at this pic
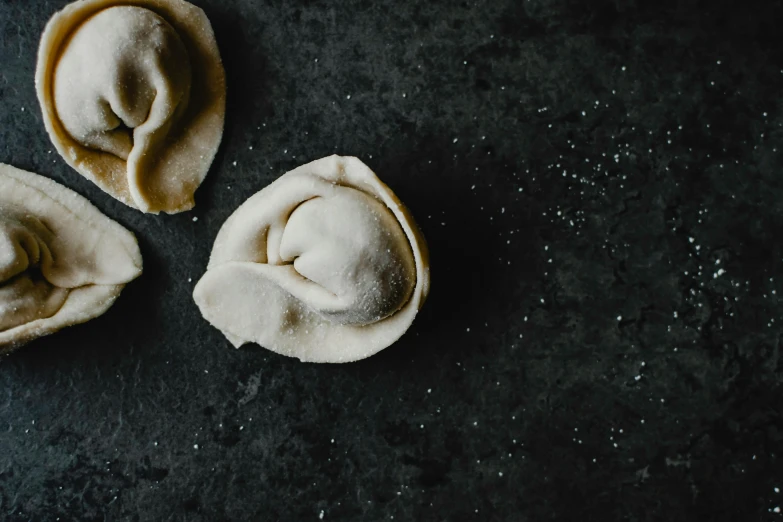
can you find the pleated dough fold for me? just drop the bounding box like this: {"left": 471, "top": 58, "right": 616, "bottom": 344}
{"left": 194, "top": 156, "right": 430, "bottom": 363}
{"left": 35, "top": 0, "right": 226, "bottom": 214}
{"left": 0, "top": 163, "right": 143, "bottom": 354}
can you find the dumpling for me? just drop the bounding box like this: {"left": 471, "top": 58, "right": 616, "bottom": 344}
{"left": 35, "top": 0, "right": 226, "bottom": 214}
{"left": 193, "top": 156, "right": 430, "bottom": 363}
{"left": 0, "top": 163, "right": 142, "bottom": 354}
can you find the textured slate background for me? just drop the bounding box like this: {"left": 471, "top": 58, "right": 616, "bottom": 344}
{"left": 1, "top": 0, "right": 782, "bottom": 520}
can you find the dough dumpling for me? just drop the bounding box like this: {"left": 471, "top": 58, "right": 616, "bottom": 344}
{"left": 35, "top": 0, "right": 226, "bottom": 214}
{"left": 0, "top": 164, "right": 142, "bottom": 354}
{"left": 193, "top": 156, "right": 430, "bottom": 363}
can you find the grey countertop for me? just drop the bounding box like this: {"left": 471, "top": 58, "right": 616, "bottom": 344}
{"left": 1, "top": 0, "right": 782, "bottom": 520}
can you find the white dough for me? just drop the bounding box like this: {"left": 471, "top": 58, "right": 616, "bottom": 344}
{"left": 0, "top": 164, "right": 143, "bottom": 354}
{"left": 36, "top": 0, "right": 226, "bottom": 214}
{"left": 193, "top": 156, "right": 430, "bottom": 363}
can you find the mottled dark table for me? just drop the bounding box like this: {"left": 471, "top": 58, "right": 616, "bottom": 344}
{"left": 2, "top": 0, "right": 782, "bottom": 520}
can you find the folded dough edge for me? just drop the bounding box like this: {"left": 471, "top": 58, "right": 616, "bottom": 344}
{"left": 0, "top": 163, "right": 143, "bottom": 354}
{"left": 193, "top": 155, "right": 430, "bottom": 363}
{"left": 35, "top": 0, "right": 226, "bottom": 214}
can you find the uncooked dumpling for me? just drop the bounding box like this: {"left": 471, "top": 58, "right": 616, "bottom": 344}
{"left": 35, "top": 0, "right": 226, "bottom": 214}
{"left": 193, "top": 156, "right": 430, "bottom": 363}
{"left": 0, "top": 163, "right": 142, "bottom": 354}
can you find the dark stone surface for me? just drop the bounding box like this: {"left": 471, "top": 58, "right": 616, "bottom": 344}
{"left": 1, "top": 0, "right": 782, "bottom": 520}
